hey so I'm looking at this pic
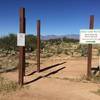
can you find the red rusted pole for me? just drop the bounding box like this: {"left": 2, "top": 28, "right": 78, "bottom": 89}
{"left": 19, "top": 7, "right": 26, "bottom": 86}
{"left": 87, "top": 15, "right": 94, "bottom": 79}
{"left": 37, "top": 20, "right": 41, "bottom": 72}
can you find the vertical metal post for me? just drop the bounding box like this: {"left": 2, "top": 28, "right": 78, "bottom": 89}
{"left": 37, "top": 20, "right": 41, "bottom": 72}
{"left": 87, "top": 15, "right": 94, "bottom": 79}
{"left": 19, "top": 7, "right": 26, "bottom": 86}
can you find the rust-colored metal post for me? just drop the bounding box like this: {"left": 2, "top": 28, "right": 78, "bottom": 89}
{"left": 19, "top": 7, "right": 26, "bottom": 86}
{"left": 87, "top": 15, "right": 94, "bottom": 79}
{"left": 37, "top": 20, "right": 41, "bottom": 72}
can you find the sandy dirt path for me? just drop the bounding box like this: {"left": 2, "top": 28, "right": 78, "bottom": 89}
{"left": 0, "top": 56, "right": 100, "bottom": 100}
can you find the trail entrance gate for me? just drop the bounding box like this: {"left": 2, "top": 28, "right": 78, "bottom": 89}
{"left": 18, "top": 8, "right": 97, "bottom": 86}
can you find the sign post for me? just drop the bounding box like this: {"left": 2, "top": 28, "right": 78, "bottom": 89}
{"left": 17, "top": 33, "right": 25, "bottom": 46}
{"left": 18, "top": 7, "right": 26, "bottom": 86}
{"left": 87, "top": 15, "right": 94, "bottom": 79}
{"left": 80, "top": 16, "right": 94, "bottom": 79}
{"left": 37, "top": 20, "right": 41, "bottom": 72}
{"left": 80, "top": 29, "right": 100, "bottom": 44}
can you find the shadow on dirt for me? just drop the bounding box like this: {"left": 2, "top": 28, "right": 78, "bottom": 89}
{"left": 24, "top": 66, "right": 65, "bottom": 85}
{"left": 26, "top": 62, "right": 66, "bottom": 76}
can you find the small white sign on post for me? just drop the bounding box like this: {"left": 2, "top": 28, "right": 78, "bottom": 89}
{"left": 80, "top": 29, "right": 100, "bottom": 44}
{"left": 17, "top": 33, "right": 25, "bottom": 46}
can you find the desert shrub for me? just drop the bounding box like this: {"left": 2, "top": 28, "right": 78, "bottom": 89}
{"left": 81, "top": 48, "right": 87, "bottom": 57}
{"left": 0, "top": 34, "right": 17, "bottom": 51}
{"left": 0, "top": 34, "right": 38, "bottom": 53}
{"left": 48, "top": 38, "right": 61, "bottom": 45}
{"left": 56, "top": 48, "right": 63, "bottom": 54}
{"left": 76, "top": 45, "right": 87, "bottom": 57}
{"left": 62, "top": 37, "right": 79, "bottom": 43}
{"left": 0, "top": 76, "right": 20, "bottom": 93}
{"left": 41, "top": 53, "right": 53, "bottom": 58}
{"left": 70, "top": 50, "right": 74, "bottom": 57}
{"left": 25, "top": 35, "right": 37, "bottom": 52}
{"left": 97, "top": 49, "right": 100, "bottom": 56}
{"left": 45, "top": 53, "right": 53, "bottom": 57}
{"left": 41, "top": 41, "right": 45, "bottom": 49}
{"left": 95, "top": 89, "right": 100, "bottom": 95}
{"left": 64, "top": 49, "right": 69, "bottom": 55}
{"left": 91, "top": 76, "right": 100, "bottom": 83}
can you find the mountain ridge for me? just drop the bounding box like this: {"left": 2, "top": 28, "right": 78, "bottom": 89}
{"left": 41, "top": 34, "right": 79, "bottom": 40}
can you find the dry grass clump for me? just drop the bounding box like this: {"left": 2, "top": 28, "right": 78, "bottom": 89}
{"left": 95, "top": 89, "right": 100, "bottom": 95}
{"left": 0, "top": 76, "right": 20, "bottom": 93}
{"left": 91, "top": 76, "right": 100, "bottom": 83}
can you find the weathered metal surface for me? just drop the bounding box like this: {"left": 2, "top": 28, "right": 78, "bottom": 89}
{"left": 87, "top": 15, "right": 94, "bottom": 79}
{"left": 37, "top": 20, "right": 41, "bottom": 72}
{"left": 19, "top": 7, "right": 26, "bottom": 86}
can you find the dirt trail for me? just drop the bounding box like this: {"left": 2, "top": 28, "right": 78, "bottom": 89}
{"left": 0, "top": 57, "right": 100, "bottom": 100}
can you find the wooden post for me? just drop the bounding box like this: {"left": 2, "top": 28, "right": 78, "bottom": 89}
{"left": 87, "top": 15, "right": 94, "bottom": 79}
{"left": 19, "top": 7, "right": 26, "bottom": 86}
{"left": 37, "top": 20, "right": 41, "bottom": 72}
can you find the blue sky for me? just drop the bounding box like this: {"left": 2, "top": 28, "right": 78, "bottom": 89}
{"left": 0, "top": 0, "right": 100, "bottom": 36}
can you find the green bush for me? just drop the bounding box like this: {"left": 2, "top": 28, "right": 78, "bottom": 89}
{"left": 0, "top": 34, "right": 37, "bottom": 52}
{"left": 76, "top": 45, "right": 87, "bottom": 57}
{"left": 25, "top": 35, "right": 37, "bottom": 52}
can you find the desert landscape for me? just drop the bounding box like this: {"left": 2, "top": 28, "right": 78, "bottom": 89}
{"left": 0, "top": 0, "right": 100, "bottom": 100}
{"left": 0, "top": 36, "right": 100, "bottom": 100}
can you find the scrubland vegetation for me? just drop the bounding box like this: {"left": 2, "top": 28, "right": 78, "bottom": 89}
{"left": 0, "top": 33, "right": 100, "bottom": 60}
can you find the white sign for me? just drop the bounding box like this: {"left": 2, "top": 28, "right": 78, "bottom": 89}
{"left": 80, "top": 29, "right": 100, "bottom": 44}
{"left": 17, "top": 33, "right": 25, "bottom": 46}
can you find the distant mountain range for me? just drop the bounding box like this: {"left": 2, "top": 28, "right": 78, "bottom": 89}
{"left": 41, "top": 34, "right": 79, "bottom": 40}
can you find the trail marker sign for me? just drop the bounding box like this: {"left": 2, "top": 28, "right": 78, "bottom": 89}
{"left": 17, "top": 33, "right": 25, "bottom": 46}
{"left": 80, "top": 29, "right": 100, "bottom": 44}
